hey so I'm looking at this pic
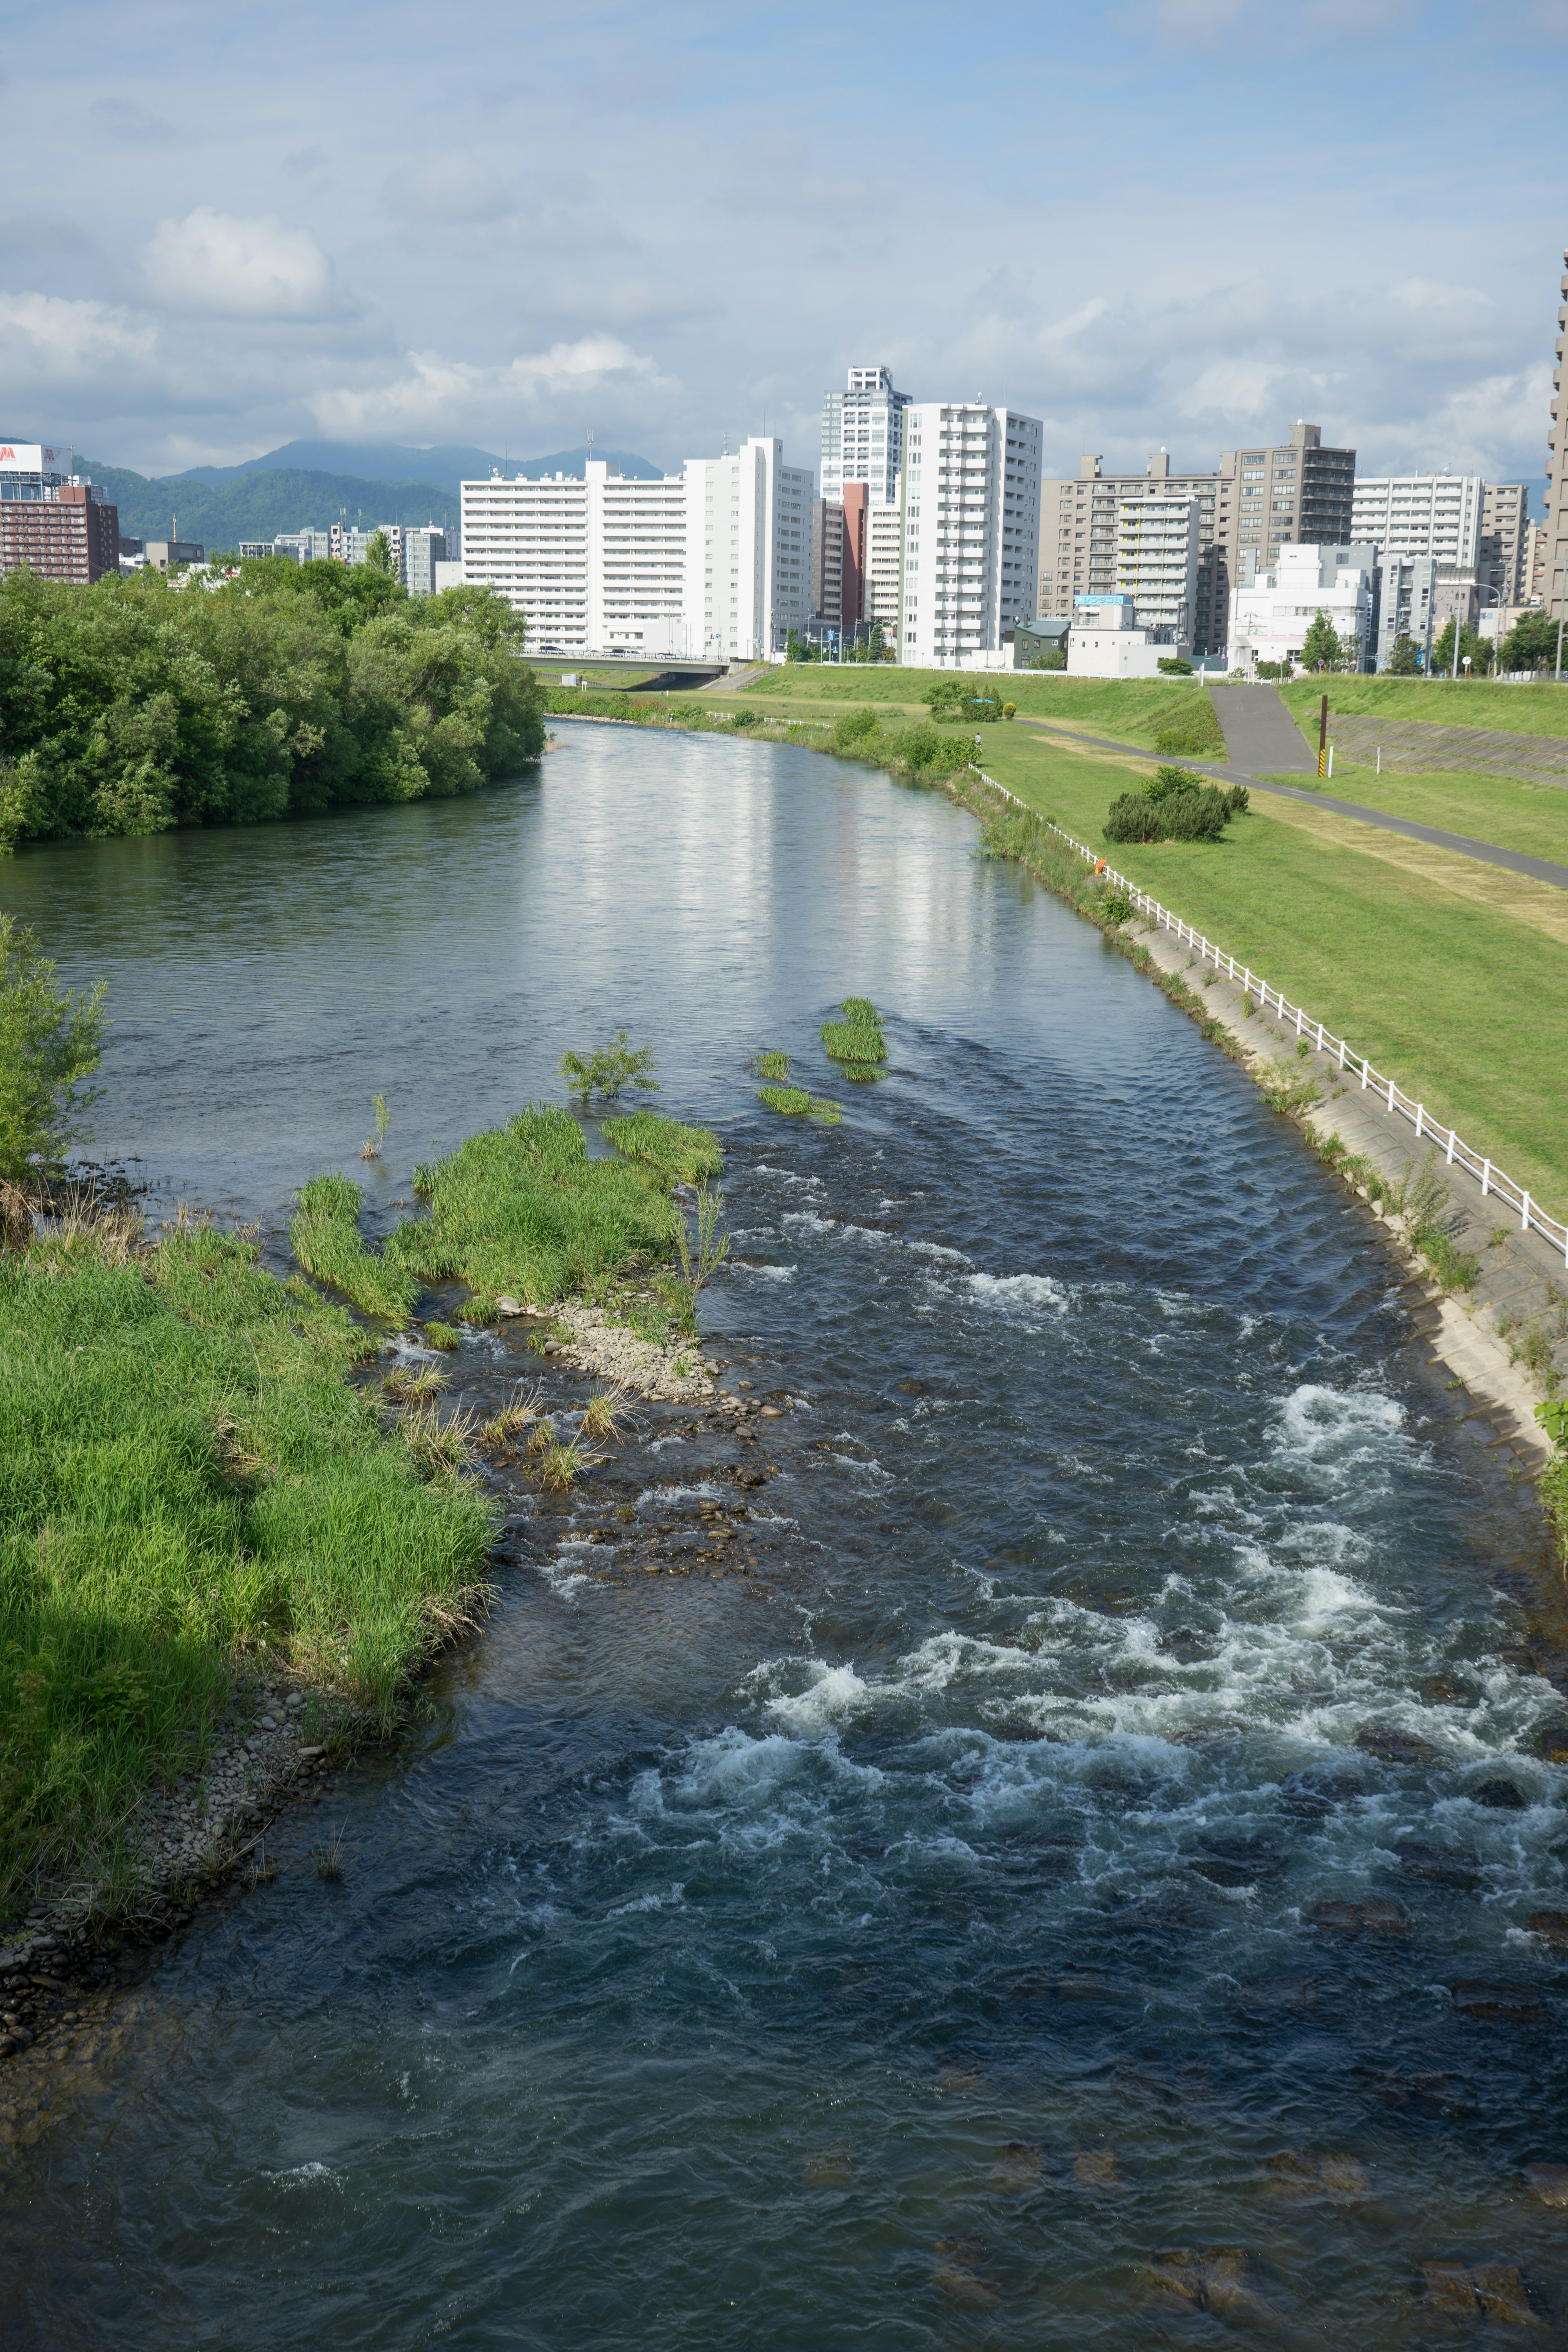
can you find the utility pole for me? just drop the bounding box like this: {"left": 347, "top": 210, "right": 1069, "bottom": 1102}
{"left": 1317, "top": 693, "right": 1328, "bottom": 779}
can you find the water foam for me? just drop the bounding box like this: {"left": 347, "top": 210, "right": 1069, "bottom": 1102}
{"left": 965, "top": 1271, "right": 1071, "bottom": 1317}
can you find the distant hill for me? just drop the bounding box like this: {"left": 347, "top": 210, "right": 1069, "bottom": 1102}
{"left": 83, "top": 461, "right": 461, "bottom": 550}
{"left": 169, "top": 439, "right": 667, "bottom": 494}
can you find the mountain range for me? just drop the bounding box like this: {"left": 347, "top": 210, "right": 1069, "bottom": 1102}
{"left": 83, "top": 441, "right": 666, "bottom": 553}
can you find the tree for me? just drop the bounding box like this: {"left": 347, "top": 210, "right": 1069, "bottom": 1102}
{"left": 1500, "top": 609, "right": 1565, "bottom": 673}
{"left": 1430, "top": 617, "right": 1487, "bottom": 677}
{"left": 1383, "top": 635, "right": 1422, "bottom": 675}
{"left": 1156, "top": 655, "right": 1193, "bottom": 675}
{"left": 0, "top": 917, "right": 107, "bottom": 1189}
{"left": 1299, "top": 610, "right": 1341, "bottom": 671}
{"left": 365, "top": 529, "right": 398, "bottom": 580}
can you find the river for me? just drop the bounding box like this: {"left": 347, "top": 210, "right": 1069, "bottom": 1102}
{"left": 3, "top": 724, "right": 1566, "bottom": 2348}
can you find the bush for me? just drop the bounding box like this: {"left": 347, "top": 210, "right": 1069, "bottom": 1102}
{"left": 831, "top": 707, "right": 881, "bottom": 751}
{"left": 1104, "top": 787, "right": 1227, "bottom": 844}
{"left": 1157, "top": 656, "right": 1193, "bottom": 675}
{"left": 559, "top": 1031, "right": 658, "bottom": 1106}
{"left": 0, "top": 917, "right": 107, "bottom": 1183}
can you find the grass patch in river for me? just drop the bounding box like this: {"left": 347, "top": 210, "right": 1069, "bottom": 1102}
{"left": 388, "top": 1102, "right": 713, "bottom": 1316}
{"left": 759, "top": 1085, "right": 842, "bottom": 1122}
{"left": 599, "top": 1109, "right": 723, "bottom": 1183}
{"left": 0, "top": 1210, "right": 497, "bottom": 1918}
{"left": 290, "top": 1172, "right": 417, "bottom": 1320}
{"left": 821, "top": 996, "right": 888, "bottom": 1067}
{"left": 757, "top": 1051, "right": 791, "bottom": 1080}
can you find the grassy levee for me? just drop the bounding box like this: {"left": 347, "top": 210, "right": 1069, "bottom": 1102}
{"left": 599, "top": 1110, "right": 723, "bottom": 1184}
{"left": 290, "top": 1171, "right": 418, "bottom": 1319}
{"left": 386, "top": 1103, "right": 713, "bottom": 1317}
{"left": 747, "top": 665, "right": 1221, "bottom": 747}
{"left": 972, "top": 728, "right": 1568, "bottom": 1218}
{"left": 1254, "top": 764, "right": 1568, "bottom": 867}
{"left": 1278, "top": 677, "right": 1568, "bottom": 740}
{"left": 0, "top": 1216, "right": 497, "bottom": 1915}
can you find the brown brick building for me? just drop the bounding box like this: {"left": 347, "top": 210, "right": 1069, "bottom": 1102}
{"left": 0, "top": 484, "right": 120, "bottom": 584}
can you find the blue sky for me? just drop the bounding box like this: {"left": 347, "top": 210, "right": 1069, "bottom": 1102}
{"left": 3, "top": 0, "right": 1566, "bottom": 493}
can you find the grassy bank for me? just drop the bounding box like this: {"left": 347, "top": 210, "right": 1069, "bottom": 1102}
{"left": 1278, "top": 677, "right": 1568, "bottom": 740}
{"left": 1262, "top": 764, "right": 1568, "bottom": 868}
{"left": 0, "top": 1209, "right": 498, "bottom": 1917}
{"left": 746, "top": 664, "right": 1221, "bottom": 747}
{"left": 969, "top": 730, "right": 1568, "bottom": 1218}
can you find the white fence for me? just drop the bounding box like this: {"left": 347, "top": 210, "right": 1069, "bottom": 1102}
{"left": 979, "top": 774, "right": 1568, "bottom": 1266}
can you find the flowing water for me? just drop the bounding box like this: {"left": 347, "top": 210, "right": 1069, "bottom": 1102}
{"left": 3, "top": 726, "right": 1566, "bottom": 2348}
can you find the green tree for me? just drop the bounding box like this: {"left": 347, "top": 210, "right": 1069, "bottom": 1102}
{"left": 1430, "top": 617, "right": 1487, "bottom": 677}
{"left": 365, "top": 529, "right": 398, "bottom": 579}
{"left": 1298, "top": 610, "right": 1341, "bottom": 671}
{"left": 0, "top": 917, "right": 107, "bottom": 1186}
{"left": 1383, "top": 635, "right": 1423, "bottom": 675}
{"left": 1500, "top": 610, "right": 1565, "bottom": 673}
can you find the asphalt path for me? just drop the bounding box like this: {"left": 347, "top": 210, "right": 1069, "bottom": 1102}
{"left": 1013, "top": 716, "right": 1568, "bottom": 895}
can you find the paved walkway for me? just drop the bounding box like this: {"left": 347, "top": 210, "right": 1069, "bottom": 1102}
{"left": 1015, "top": 715, "right": 1568, "bottom": 895}
{"left": 1207, "top": 684, "right": 1316, "bottom": 772}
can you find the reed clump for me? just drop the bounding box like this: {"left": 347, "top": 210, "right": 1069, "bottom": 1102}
{"left": 0, "top": 1212, "right": 497, "bottom": 1919}
{"left": 290, "top": 1172, "right": 417, "bottom": 1320}
{"left": 600, "top": 1110, "right": 724, "bottom": 1184}
{"left": 388, "top": 1103, "right": 696, "bottom": 1315}
{"left": 821, "top": 996, "right": 888, "bottom": 1067}
{"left": 757, "top": 1051, "right": 791, "bottom": 1081}
{"left": 759, "top": 1085, "right": 842, "bottom": 1123}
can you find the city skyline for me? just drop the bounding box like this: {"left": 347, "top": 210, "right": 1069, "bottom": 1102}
{"left": 1, "top": 2, "right": 1566, "bottom": 493}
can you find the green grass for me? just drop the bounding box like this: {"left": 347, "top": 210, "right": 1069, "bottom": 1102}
{"left": 1269, "top": 765, "right": 1568, "bottom": 866}
{"left": 821, "top": 1020, "right": 888, "bottom": 1065}
{"left": 387, "top": 1103, "right": 706, "bottom": 1317}
{"left": 290, "top": 1172, "right": 418, "bottom": 1320}
{"left": 968, "top": 730, "right": 1568, "bottom": 1217}
{"left": 1278, "top": 677, "right": 1568, "bottom": 740}
{"left": 0, "top": 1215, "right": 497, "bottom": 1916}
{"left": 751, "top": 666, "right": 1218, "bottom": 746}
{"left": 758, "top": 1085, "right": 842, "bottom": 1122}
{"left": 757, "top": 1051, "right": 791, "bottom": 1080}
{"left": 599, "top": 1109, "right": 724, "bottom": 1183}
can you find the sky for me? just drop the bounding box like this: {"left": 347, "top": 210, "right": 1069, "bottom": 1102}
{"left": 3, "top": 0, "right": 1566, "bottom": 493}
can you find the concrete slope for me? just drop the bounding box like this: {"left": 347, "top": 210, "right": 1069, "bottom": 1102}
{"left": 1208, "top": 684, "right": 1316, "bottom": 773}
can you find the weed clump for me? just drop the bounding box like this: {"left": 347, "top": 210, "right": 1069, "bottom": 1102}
{"left": 290, "top": 1172, "right": 417, "bottom": 1320}
{"left": 360, "top": 1093, "right": 391, "bottom": 1162}
{"left": 757, "top": 1051, "right": 791, "bottom": 1080}
{"left": 423, "top": 1320, "right": 461, "bottom": 1351}
{"left": 759, "top": 1085, "right": 842, "bottom": 1123}
{"left": 560, "top": 1031, "right": 659, "bottom": 1106}
{"left": 389, "top": 1104, "right": 684, "bottom": 1310}
{"left": 822, "top": 994, "right": 888, "bottom": 1066}
{"left": 601, "top": 1109, "right": 723, "bottom": 1184}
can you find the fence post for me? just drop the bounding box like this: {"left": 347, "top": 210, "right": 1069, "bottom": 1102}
{"left": 1482, "top": 1160, "right": 1490, "bottom": 1197}
{"left": 1415, "top": 1104, "right": 1424, "bottom": 1140}
{"left": 1387, "top": 1078, "right": 1395, "bottom": 1112}
{"left": 1361, "top": 1058, "right": 1369, "bottom": 1089}
{"left": 1338, "top": 1037, "right": 1346, "bottom": 1069}
{"left": 1521, "top": 1190, "right": 1531, "bottom": 1234}
{"left": 1296, "top": 1006, "right": 1303, "bottom": 1036}
{"left": 1446, "top": 1127, "right": 1455, "bottom": 1165}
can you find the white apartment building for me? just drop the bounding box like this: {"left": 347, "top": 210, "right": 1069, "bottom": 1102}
{"left": 900, "top": 403, "right": 1042, "bottom": 667}
{"left": 1349, "top": 473, "right": 1484, "bottom": 571}
{"left": 820, "top": 365, "right": 910, "bottom": 510}
{"left": 1116, "top": 494, "right": 1200, "bottom": 644}
{"left": 684, "top": 437, "right": 812, "bottom": 660}
{"left": 460, "top": 461, "right": 688, "bottom": 655}
{"left": 1227, "top": 545, "right": 1373, "bottom": 674}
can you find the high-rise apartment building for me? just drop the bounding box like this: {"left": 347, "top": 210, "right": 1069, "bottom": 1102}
{"left": 1216, "top": 422, "right": 1354, "bottom": 589}
{"left": 401, "top": 526, "right": 448, "bottom": 596}
{"left": 820, "top": 365, "right": 910, "bottom": 510}
{"left": 686, "top": 437, "right": 812, "bottom": 660}
{"left": 899, "top": 403, "right": 1042, "bottom": 667}
{"left": 1349, "top": 473, "right": 1484, "bottom": 571}
{"left": 1545, "top": 246, "right": 1568, "bottom": 619}
{"left": 1116, "top": 494, "right": 1200, "bottom": 644}
{"left": 865, "top": 496, "right": 904, "bottom": 632}
{"left": 0, "top": 442, "right": 119, "bottom": 583}
{"left": 1480, "top": 483, "right": 1529, "bottom": 604}
{"left": 274, "top": 530, "right": 333, "bottom": 563}
{"left": 811, "top": 495, "right": 843, "bottom": 628}
{"left": 1040, "top": 453, "right": 1220, "bottom": 641}
{"left": 461, "top": 461, "right": 688, "bottom": 655}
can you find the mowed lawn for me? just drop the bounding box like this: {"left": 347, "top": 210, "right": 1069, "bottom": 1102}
{"left": 1254, "top": 766, "right": 1568, "bottom": 868}
{"left": 1278, "top": 677, "right": 1568, "bottom": 740}
{"left": 746, "top": 664, "right": 1216, "bottom": 746}
{"left": 969, "top": 727, "right": 1568, "bottom": 1218}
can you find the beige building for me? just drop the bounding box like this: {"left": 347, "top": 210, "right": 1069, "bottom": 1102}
{"left": 1116, "top": 494, "right": 1200, "bottom": 643}
{"left": 1037, "top": 420, "right": 1352, "bottom": 658}
{"left": 1546, "top": 247, "right": 1568, "bottom": 619}
{"left": 1480, "top": 483, "right": 1530, "bottom": 604}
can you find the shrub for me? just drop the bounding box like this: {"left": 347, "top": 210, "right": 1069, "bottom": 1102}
{"left": 559, "top": 1031, "right": 658, "bottom": 1106}
{"left": 0, "top": 916, "right": 107, "bottom": 1184}
{"left": 831, "top": 707, "right": 881, "bottom": 751}
{"left": 1104, "top": 788, "right": 1227, "bottom": 844}
{"left": 1101, "top": 891, "right": 1134, "bottom": 925}
{"left": 1157, "top": 656, "right": 1193, "bottom": 675}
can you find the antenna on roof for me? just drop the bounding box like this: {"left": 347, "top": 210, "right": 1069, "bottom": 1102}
{"left": 585, "top": 423, "right": 594, "bottom": 476}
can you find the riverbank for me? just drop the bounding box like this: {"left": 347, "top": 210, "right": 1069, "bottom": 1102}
{"left": 0, "top": 1104, "right": 729, "bottom": 1954}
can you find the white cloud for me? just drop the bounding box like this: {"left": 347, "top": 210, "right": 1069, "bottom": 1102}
{"left": 140, "top": 209, "right": 338, "bottom": 319}
{"left": 310, "top": 336, "right": 667, "bottom": 435}
{"left": 0, "top": 292, "right": 156, "bottom": 391}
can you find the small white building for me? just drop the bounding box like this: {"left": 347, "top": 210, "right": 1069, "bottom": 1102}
{"left": 1227, "top": 545, "right": 1373, "bottom": 674}
{"left": 899, "top": 402, "right": 1042, "bottom": 667}
{"left": 1066, "top": 594, "right": 1177, "bottom": 678}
